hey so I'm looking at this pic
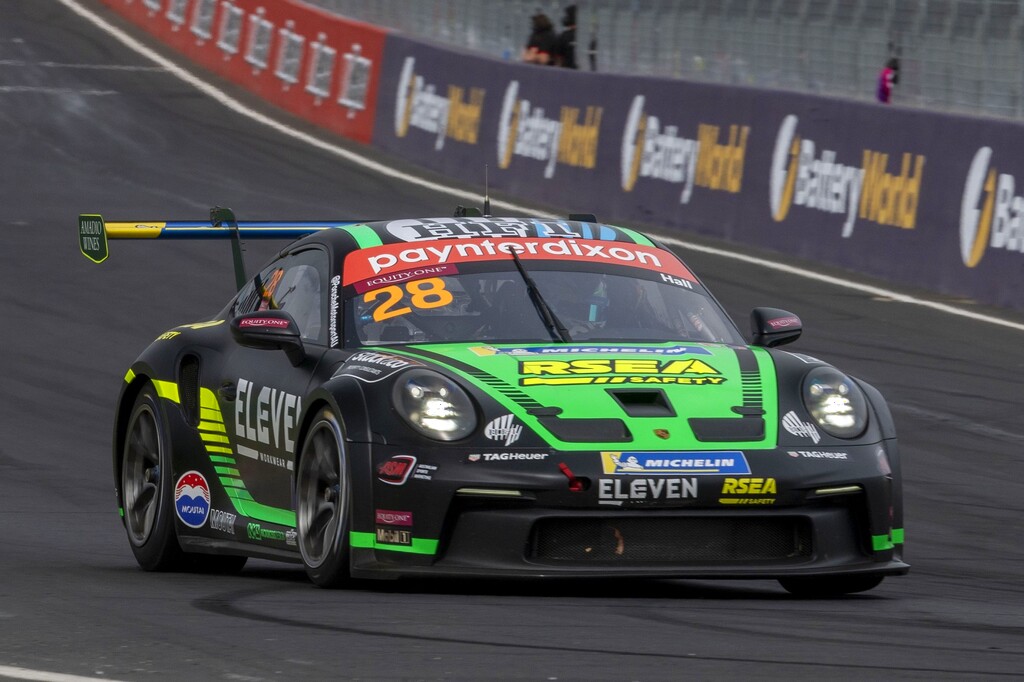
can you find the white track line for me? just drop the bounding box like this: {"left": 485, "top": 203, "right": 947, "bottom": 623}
{"left": 0, "top": 664, "right": 127, "bottom": 682}
{"left": 58, "top": 0, "right": 1024, "bottom": 333}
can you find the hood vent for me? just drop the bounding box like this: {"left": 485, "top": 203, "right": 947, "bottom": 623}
{"left": 538, "top": 416, "right": 632, "bottom": 443}
{"left": 607, "top": 389, "right": 676, "bottom": 417}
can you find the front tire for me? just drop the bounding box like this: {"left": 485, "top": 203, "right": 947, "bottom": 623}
{"left": 121, "top": 383, "right": 185, "bottom": 571}
{"left": 779, "top": 574, "right": 884, "bottom": 597}
{"left": 296, "top": 408, "right": 351, "bottom": 587}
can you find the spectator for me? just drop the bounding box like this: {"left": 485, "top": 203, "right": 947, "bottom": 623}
{"left": 554, "top": 5, "right": 577, "bottom": 69}
{"left": 877, "top": 57, "right": 899, "bottom": 104}
{"left": 522, "top": 13, "right": 557, "bottom": 65}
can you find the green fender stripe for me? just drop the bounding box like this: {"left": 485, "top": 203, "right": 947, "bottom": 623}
{"left": 872, "top": 528, "right": 905, "bottom": 551}
{"left": 350, "top": 531, "right": 439, "bottom": 555}
{"left": 614, "top": 225, "right": 656, "bottom": 246}
{"left": 124, "top": 369, "right": 136, "bottom": 383}
{"left": 338, "top": 224, "right": 383, "bottom": 249}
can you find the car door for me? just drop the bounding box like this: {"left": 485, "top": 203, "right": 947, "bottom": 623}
{"left": 216, "top": 246, "right": 331, "bottom": 534}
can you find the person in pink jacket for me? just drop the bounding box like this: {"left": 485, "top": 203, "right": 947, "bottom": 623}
{"left": 877, "top": 57, "right": 899, "bottom": 103}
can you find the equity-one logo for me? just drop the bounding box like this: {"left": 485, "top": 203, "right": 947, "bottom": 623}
{"left": 960, "top": 146, "right": 1024, "bottom": 267}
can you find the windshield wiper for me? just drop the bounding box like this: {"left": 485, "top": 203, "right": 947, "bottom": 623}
{"left": 506, "top": 245, "right": 572, "bottom": 343}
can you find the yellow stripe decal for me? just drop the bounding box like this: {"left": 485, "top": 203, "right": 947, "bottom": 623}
{"left": 198, "top": 421, "right": 226, "bottom": 433}
{"left": 205, "top": 446, "right": 233, "bottom": 455}
{"left": 152, "top": 380, "right": 180, "bottom": 403}
{"left": 124, "top": 369, "right": 136, "bottom": 383}
{"left": 200, "top": 432, "right": 230, "bottom": 444}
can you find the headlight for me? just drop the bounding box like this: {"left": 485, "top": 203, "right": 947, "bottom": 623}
{"left": 393, "top": 369, "right": 476, "bottom": 441}
{"left": 801, "top": 367, "right": 868, "bottom": 439}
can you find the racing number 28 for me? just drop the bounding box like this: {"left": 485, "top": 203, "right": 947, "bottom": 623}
{"left": 363, "top": 278, "right": 453, "bottom": 321}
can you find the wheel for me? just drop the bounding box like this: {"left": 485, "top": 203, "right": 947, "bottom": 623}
{"left": 296, "top": 407, "right": 351, "bottom": 587}
{"left": 121, "top": 383, "right": 185, "bottom": 571}
{"left": 779, "top": 574, "right": 884, "bottom": 597}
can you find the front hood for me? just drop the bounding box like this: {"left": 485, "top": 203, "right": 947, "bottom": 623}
{"left": 395, "top": 342, "right": 779, "bottom": 451}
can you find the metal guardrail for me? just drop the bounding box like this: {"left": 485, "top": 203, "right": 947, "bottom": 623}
{"left": 302, "top": 0, "right": 1024, "bottom": 119}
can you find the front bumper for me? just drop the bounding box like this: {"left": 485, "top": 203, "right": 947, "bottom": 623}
{"left": 348, "top": 441, "right": 908, "bottom": 580}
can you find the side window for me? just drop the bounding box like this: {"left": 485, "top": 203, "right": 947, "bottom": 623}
{"left": 233, "top": 248, "right": 329, "bottom": 344}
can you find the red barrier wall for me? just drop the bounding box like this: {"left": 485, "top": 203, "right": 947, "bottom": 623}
{"left": 99, "top": 0, "right": 386, "bottom": 144}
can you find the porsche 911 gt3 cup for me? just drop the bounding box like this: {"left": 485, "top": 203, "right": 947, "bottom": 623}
{"left": 80, "top": 208, "right": 907, "bottom": 595}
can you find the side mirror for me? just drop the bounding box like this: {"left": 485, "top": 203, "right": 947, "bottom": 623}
{"left": 750, "top": 307, "right": 802, "bottom": 348}
{"left": 231, "top": 310, "right": 305, "bottom": 366}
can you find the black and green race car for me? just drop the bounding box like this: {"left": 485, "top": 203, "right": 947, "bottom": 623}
{"left": 80, "top": 210, "right": 907, "bottom": 595}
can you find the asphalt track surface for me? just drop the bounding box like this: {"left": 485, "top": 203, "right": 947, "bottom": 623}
{"left": 1, "top": 2, "right": 1022, "bottom": 680}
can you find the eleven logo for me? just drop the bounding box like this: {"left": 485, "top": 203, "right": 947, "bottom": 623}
{"left": 781, "top": 411, "right": 820, "bottom": 444}
{"left": 484, "top": 414, "right": 523, "bottom": 446}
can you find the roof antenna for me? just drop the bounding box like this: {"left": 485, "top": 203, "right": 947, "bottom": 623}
{"left": 483, "top": 165, "right": 491, "bottom": 217}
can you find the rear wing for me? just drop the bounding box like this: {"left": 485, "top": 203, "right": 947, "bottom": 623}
{"left": 79, "top": 207, "right": 359, "bottom": 290}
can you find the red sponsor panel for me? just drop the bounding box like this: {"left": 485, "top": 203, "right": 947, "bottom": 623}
{"left": 98, "top": 0, "right": 385, "bottom": 143}
{"left": 342, "top": 238, "right": 696, "bottom": 286}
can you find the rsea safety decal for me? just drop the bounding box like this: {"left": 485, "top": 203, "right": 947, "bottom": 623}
{"left": 519, "top": 358, "right": 723, "bottom": 386}
{"left": 469, "top": 344, "right": 711, "bottom": 357}
{"left": 343, "top": 237, "right": 695, "bottom": 286}
{"left": 175, "top": 471, "right": 211, "bottom": 528}
{"left": 719, "top": 477, "right": 777, "bottom": 505}
{"left": 601, "top": 451, "right": 750, "bottom": 475}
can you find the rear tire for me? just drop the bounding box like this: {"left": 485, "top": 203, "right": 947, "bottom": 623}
{"left": 296, "top": 408, "right": 351, "bottom": 588}
{"left": 121, "top": 383, "right": 185, "bottom": 571}
{"left": 779, "top": 574, "right": 884, "bottom": 597}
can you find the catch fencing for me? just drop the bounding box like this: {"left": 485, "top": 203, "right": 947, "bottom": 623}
{"left": 304, "top": 0, "right": 1024, "bottom": 119}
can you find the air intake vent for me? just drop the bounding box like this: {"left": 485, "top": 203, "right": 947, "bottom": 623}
{"left": 178, "top": 355, "right": 201, "bottom": 427}
{"left": 688, "top": 417, "right": 765, "bottom": 442}
{"left": 529, "top": 516, "right": 812, "bottom": 564}
{"left": 607, "top": 389, "right": 675, "bottom": 417}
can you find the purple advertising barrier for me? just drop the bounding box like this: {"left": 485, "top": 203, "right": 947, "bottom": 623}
{"left": 373, "top": 33, "right": 1024, "bottom": 313}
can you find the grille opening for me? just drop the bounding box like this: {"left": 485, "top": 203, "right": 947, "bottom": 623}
{"left": 607, "top": 389, "right": 675, "bottom": 417}
{"left": 529, "top": 516, "right": 812, "bottom": 564}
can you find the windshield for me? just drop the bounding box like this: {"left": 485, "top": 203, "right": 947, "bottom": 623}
{"left": 342, "top": 243, "right": 743, "bottom": 346}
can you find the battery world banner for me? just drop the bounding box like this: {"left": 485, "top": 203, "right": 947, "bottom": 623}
{"left": 99, "top": 5, "right": 1024, "bottom": 313}
{"left": 98, "top": 0, "right": 385, "bottom": 143}
{"left": 373, "top": 34, "right": 1024, "bottom": 313}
